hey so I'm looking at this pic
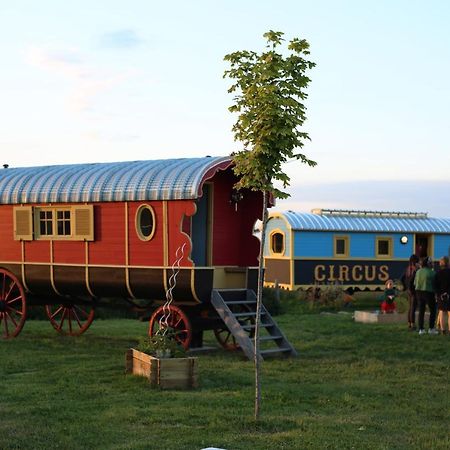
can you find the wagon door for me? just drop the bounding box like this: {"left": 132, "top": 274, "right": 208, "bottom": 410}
{"left": 191, "top": 183, "right": 212, "bottom": 266}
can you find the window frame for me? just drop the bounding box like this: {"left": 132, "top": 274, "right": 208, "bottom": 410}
{"left": 269, "top": 230, "right": 285, "bottom": 256}
{"left": 34, "top": 207, "right": 73, "bottom": 240}
{"left": 334, "top": 235, "right": 349, "bottom": 258}
{"left": 135, "top": 204, "right": 156, "bottom": 242}
{"left": 22, "top": 205, "right": 94, "bottom": 241}
{"left": 376, "top": 236, "right": 393, "bottom": 258}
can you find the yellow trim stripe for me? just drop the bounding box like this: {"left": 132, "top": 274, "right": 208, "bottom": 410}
{"left": 20, "top": 241, "right": 31, "bottom": 292}
{"left": 84, "top": 241, "right": 95, "bottom": 297}
{"left": 124, "top": 202, "right": 136, "bottom": 299}
{"left": 49, "top": 240, "right": 62, "bottom": 296}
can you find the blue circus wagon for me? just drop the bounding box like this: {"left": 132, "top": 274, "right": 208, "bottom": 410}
{"left": 0, "top": 156, "right": 296, "bottom": 358}
{"left": 264, "top": 208, "right": 450, "bottom": 291}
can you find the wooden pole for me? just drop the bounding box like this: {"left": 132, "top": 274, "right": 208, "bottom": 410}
{"left": 255, "top": 191, "right": 268, "bottom": 420}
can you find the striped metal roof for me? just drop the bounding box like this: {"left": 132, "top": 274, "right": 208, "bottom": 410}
{"left": 280, "top": 211, "right": 450, "bottom": 234}
{"left": 0, "top": 156, "right": 231, "bottom": 204}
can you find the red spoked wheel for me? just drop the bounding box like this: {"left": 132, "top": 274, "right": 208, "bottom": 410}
{"left": 149, "top": 305, "right": 192, "bottom": 350}
{"left": 0, "top": 268, "right": 27, "bottom": 339}
{"left": 214, "top": 327, "right": 240, "bottom": 350}
{"left": 45, "top": 302, "right": 95, "bottom": 336}
{"left": 214, "top": 305, "right": 255, "bottom": 351}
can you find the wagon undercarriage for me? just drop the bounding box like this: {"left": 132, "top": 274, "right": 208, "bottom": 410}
{"left": 0, "top": 268, "right": 296, "bottom": 359}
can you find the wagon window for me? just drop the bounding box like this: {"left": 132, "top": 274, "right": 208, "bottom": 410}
{"left": 334, "top": 236, "right": 349, "bottom": 257}
{"left": 271, "top": 232, "right": 284, "bottom": 255}
{"left": 56, "top": 210, "right": 71, "bottom": 236}
{"left": 376, "top": 237, "right": 392, "bottom": 258}
{"left": 136, "top": 205, "right": 156, "bottom": 241}
{"left": 32, "top": 205, "right": 94, "bottom": 241}
{"left": 39, "top": 210, "right": 53, "bottom": 236}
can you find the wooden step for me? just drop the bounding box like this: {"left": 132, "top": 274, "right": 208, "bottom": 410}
{"left": 233, "top": 311, "right": 266, "bottom": 318}
{"left": 260, "top": 347, "right": 293, "bottom": 355}
{"left": 225, "top": 300, "right": 257, "bottom": 306}
{"left": 241, "top": 323, "right": 274, "bottom": 330}
{"left": 211, "top": 289, "right": 297, "bottom": 360}
{"left": 259, "top": 335, "right": 283, "bottom": 341}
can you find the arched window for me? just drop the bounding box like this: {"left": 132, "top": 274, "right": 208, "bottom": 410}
{"left": 136, "top": 205, "right": 156, "bottom": 241}
{"left": 271, "top": 231, "right": 285, "bottom": 255}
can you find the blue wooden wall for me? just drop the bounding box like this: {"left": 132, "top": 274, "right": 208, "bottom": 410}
{"left": 434, "top": 235, "right": 450, "bottom": 258}
{"left": 293, "top": 231, "right": 414, "bottom": 259}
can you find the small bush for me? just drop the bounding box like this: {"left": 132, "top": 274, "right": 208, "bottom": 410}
{"left": 137, "top": 329, "right": 186, "bottom": 358}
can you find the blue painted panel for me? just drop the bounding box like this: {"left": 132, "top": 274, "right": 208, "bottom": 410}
{"left": 434, "top": 235, "right": 450, "bottom": 258}
{"left": 394, "top": 234, "right": 414, "bottom": 259}
{"left": 293, "top": 231, "right": 412, "bottom": 259}
{"left": 294, "top": 231, "right": 334, "bottom": 258}
{"left": 264, "top": 217, "right": 291, "bottom": 257}
{"left": 349, "top": 233, "right": 373, "bottom": 258}
{"left": 191, "top": 184, "right": 211, "bottom": 266}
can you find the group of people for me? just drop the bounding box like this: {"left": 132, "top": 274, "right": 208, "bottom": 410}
{"left": 401, "top": 254, "right": 450, "bottom": 335}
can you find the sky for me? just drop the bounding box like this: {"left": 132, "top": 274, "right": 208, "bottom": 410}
{"left": 1, "top": 0, "right": 449, "bottom": 216}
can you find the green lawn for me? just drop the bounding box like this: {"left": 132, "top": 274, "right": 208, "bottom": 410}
{"left": 1, "top": 306, "right": 449, "bottom": 450}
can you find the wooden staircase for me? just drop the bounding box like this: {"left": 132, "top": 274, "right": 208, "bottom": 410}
{"left": 211, "top": 289, "right": 297, "bottom": 360}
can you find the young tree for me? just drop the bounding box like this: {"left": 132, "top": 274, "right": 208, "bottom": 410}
{"left": 224, "top": 30, "right": 316, "bottom": 420}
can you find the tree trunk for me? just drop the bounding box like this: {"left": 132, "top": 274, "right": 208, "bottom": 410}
{"left": 254, "top": 190, "right": 268, "bottom": 421}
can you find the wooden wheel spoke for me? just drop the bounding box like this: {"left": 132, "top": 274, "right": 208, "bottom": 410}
{"left": 58, "top": 308, "right": 67, "bottom": 330}
{"left": 73, "top": 304, "right": 90, "bottom": 319}
{"left": 5, "top": 311, "right": 18, "bottom": 327}
{"left": 6, "top": 295, "right": 23, "bottom": 305}
{"left": 6, "top": 305, "right": 23, "bottom": 317}
{"left": 50, "top": 306, "right": 64, "bottom": 320}
{"left": 172, "top": 317, "right": 183, "bottom": 328}
{"left": 4, "top": 281, "right": 16, "bottom": 301}
{"left": 71, "top": 309, "right": 83, "bottom": 328}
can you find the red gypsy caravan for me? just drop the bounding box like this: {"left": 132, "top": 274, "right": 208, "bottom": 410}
{"left": 0, "top": 156, "right": 296, "bottom": 358}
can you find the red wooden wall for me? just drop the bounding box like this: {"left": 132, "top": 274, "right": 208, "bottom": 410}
{"left": 0, "top": 167, "right": 262, "bottom": 270}
{"left": 210, "top": 170, "right": 262, "bottom": 267}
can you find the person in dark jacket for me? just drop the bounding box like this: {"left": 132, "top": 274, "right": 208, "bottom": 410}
{"left": 401, "top": 254, "right": 420, "bottom": 330}
{"left": 414, "top": 256, "right": 437, "bottom": 335}
{"left": 435, "top": 256, "right": 450, "bottom": 334}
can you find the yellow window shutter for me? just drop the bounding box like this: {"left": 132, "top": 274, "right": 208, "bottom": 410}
{"left": 73, "top": 205, "right": 94, "bottom": 241}
{"left": 14, "top": 206, "right": 33, "bottom": 241}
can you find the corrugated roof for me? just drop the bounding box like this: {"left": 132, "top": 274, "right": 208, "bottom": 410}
{"left": 0, "top": 157, "right": 231, "bottom": 204}
{"left": 280, "top": 211, "right": 450, "bottom": 234}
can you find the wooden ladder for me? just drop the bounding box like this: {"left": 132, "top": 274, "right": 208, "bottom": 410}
{"left": 211, "top": 289, "right": 298, "bottom": 361}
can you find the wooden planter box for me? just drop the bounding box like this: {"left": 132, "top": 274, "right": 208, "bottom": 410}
{"left": 354, "top": 310, "right": 429, "bottom": 324}
{"left": 125, "top": 348, "right": 198, "bottom": 389}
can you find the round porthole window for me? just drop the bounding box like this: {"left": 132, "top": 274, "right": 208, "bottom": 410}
{"left": 136, "top": 205, "right": 156, "bottom": 241}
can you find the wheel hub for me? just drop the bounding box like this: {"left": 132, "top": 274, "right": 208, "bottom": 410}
{"left": 0, "top": 300, "right": 6, "bottom": 312}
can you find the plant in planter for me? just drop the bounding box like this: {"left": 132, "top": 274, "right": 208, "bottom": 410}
{"left": 136, "top": 328, "right": 186, "bottom": 359}
{"left": 126, "top": 329, "right": 197, "bottom": 389}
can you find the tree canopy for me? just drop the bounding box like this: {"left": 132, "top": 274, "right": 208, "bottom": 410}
{"left": 224, "top": 30, "right": 316, "bottom": 199}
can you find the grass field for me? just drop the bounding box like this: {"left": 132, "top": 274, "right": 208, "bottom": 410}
{"left": 1, "top": 301, "right": 449, "bottom": 450}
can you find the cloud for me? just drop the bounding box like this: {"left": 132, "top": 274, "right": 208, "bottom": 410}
{"left": 99, "top": 29, "right": 143, "bottom": 49}
{"left": 25, "top": 46, "right": 134, "bottom": 112}
{"left": 275, "top": 180, "right": 450, "bottom": 218}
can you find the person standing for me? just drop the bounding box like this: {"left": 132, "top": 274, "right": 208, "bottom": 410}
{"left": 435, "top": 256, "right": 450, "bottom": 334}
{"left": 414, "top": 256, "right": 438, "bottom": 335}
{"left": 401, "top": 254, "right": 420, "bottom": 330}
